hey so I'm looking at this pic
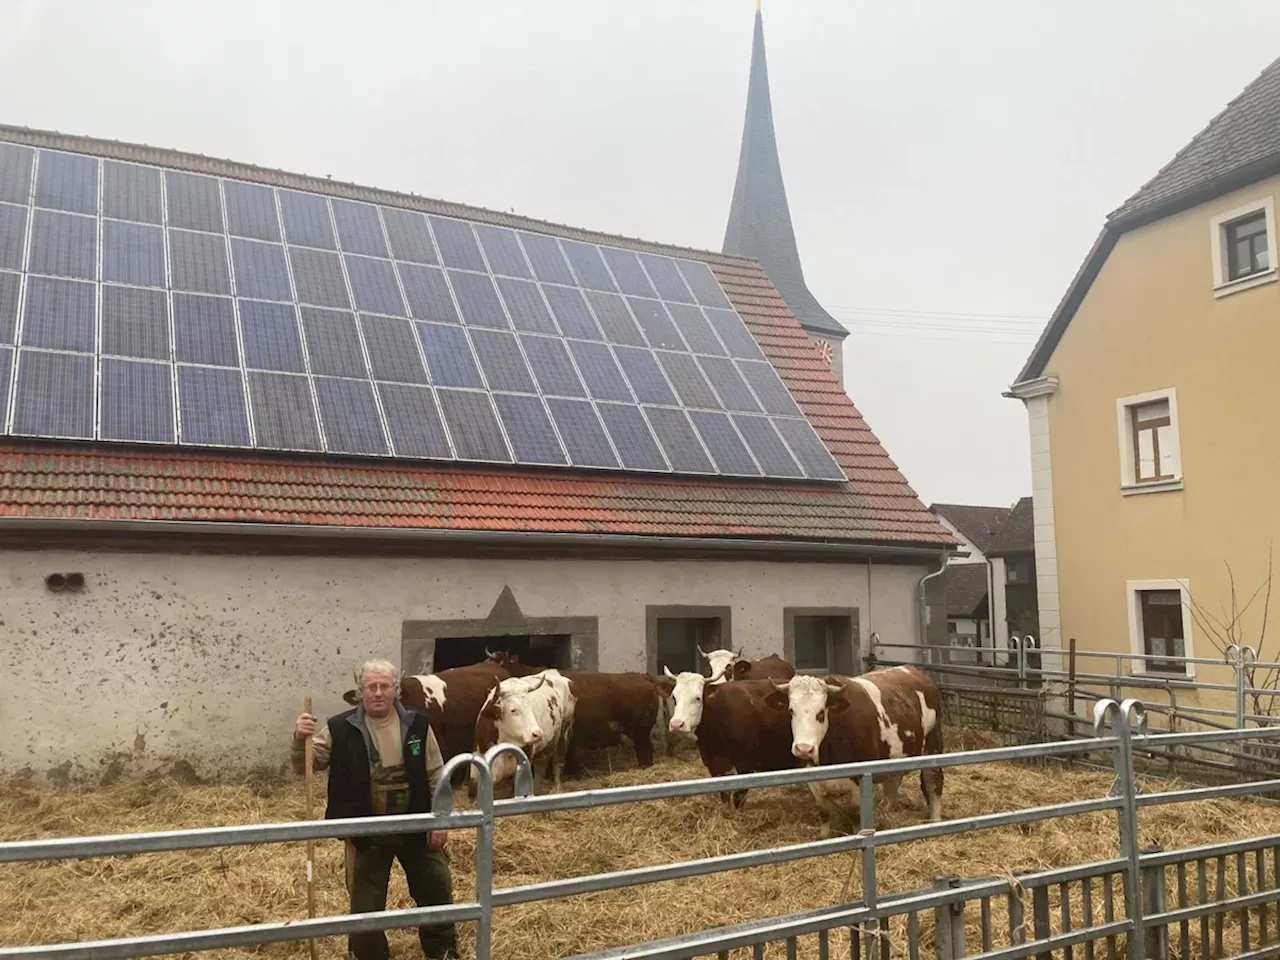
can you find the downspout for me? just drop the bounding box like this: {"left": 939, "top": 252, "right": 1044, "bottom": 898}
{"left": 917, "top": 556, "right": 948, "bottom": 657}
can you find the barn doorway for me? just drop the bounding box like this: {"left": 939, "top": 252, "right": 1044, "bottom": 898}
{"left": 432, "top": 634, "right": 571, "bottom": 672}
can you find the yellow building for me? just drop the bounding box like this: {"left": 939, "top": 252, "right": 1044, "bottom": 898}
{"left": 1006, "top": 56, "right": 1280, "bottom": 723}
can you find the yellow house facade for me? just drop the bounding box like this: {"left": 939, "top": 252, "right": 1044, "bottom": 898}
{"left": 1007, "top": 57, "right": 1280, "bottom": 723}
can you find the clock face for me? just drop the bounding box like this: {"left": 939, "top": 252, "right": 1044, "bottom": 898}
{"left": 818, "top": 339, "right": 832, "bottom": 364}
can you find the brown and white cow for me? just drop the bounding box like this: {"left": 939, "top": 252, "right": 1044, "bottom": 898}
{"left": 655, "top": 666, "right": 797, "bottom": 809}
{"left": 765, "top": 666, "right": 944, "bottom": 836}
{"left": 698, "top": 646, "right": 742, "bottom": 685}
{"left": 472, "top": 669, "right": 577, "bottom": 797}
{"left": 483, "top": 649, "right": 543, "bottom": 677}
{"left": 730, "top": 653, "right": 797, "bottom": 683}
{"left": 342, "top": 660, "right": 510, "bottom": 786}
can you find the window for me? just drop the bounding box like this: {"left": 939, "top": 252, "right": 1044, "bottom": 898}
{"left": 1226, "top": 213, "right": 1269, "bottom": 281}
{"left": 1126, "top": 580, "right": 1195, "bottom": 677}
{"left": 646, "top": 605, "right": 731, "bottom": 676}
{"left": 1210, "top": 197, "right": 1277, "bottom": 295}
{"left": 785, "top": 609, "right": 858, "bottom": 675}
{"left": 1116, "top": 388, "right": 1182, "bottom": 494}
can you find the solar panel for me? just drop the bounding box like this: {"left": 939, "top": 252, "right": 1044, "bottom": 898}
{"left": 0, "top": 271, "right": 19, "bottom": 343}
{"left": 173, "top": 294, "right": 239, "bottom": 367}
{"left": 492, "top": 392, "right": 566, "bottom": 465}
{"left": 313, "top": 376, "right": 388, "bottom": 455}
{"left": 231, "top": 239, "right": 293, "bottom": 302}
{"left": 12, "top": 350, "right": 94, "bottom": 439}
{"left": 29, "top": 210, "right": 96, "bottom": 280}
{"left": 331, "top": 199, "right": 388, "bottom": 258}
{"left": 177, "top": 365, "right": 251, "bottom": 446}
{"left": 165, "top": 171, "right": 223, "bottom": 234}
{"left": 103, "top": 220, "right": 165, "bottom": 288}
{"left": 223, "top": 180, "right": 281, "bottom": 242}
{"left": 546, "top": 397, "right": 618, "bottom": 468}
{"left": 21, "top": 277, "right": 96, "bottom": 352}
{"left": 0, "top": 138, "right": 845, "bottom": 482}
{"left": 300, "top": 307, "right": 368, "bottom": 379}
{"left": 100, "top": 358, "right": 174, "bottom": 443}
{"left": 247, "top": 370, "right": 322, "bottom": 451}
{"left": 101, "top": 285, "right": 170, "bottom": 360}
{"left": 0, "top": 347, "right": 10, "bottom": 427}
{"left": 0, "top": 202, "right": 27, "bottom": 272}
{"left": 0, "top": 143, "right": 34, "bottom": 206}
{"left": 103, "top": 160, "right": 163, "bottom": 225}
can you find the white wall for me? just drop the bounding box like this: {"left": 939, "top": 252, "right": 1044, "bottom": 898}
{"left": 0, "top": 548, "right": 928, "bottom": 783}
{"left": 933, "top": 515, "right": 987, "bottom": 564}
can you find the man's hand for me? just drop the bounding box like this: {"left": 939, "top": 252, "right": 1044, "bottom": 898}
{"left": 294, "top": 713, "right": 317, "bottom": 740}
{"left": 427, "top": 830, "right": 449, "bottom": 851}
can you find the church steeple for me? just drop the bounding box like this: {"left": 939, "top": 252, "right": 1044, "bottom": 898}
{"left": 722, "top": 5, "right": 847, "bottom": 353}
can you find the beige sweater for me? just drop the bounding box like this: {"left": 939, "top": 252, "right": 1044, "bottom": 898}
{"left": 292, "top": 711, "right": 445, "bottom": 795}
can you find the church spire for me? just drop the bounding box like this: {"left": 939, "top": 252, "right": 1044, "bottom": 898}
{"left": 722, "top": 5, "right": 846, "bottom": 343}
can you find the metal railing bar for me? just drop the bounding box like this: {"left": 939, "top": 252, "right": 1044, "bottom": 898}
{"left": 0, "top": 902, "right": 483, "bottom": 959}
{"left": 1145, "top": 886, "right": 1280, "bottom": 926}
{"left": 1138, "top": 728, "right": 1280, "bottom": 749}
{"left": 1140, "top": 834, "right": 1280, "bottom": 868}
{"left": 493, "top": 739, "right": 1116, "bottom": 817}
{"left": 0, "top": 808, "right": 483, "bottom": 864}
{"left": 961, "top": 921, "right": 1132, "bottom": 960}
{"left": 1137, "top": 779, "right": 1280, "bottom": 808}
{"left": 863, "top": 797, "right": 1124, "bottom": 848}
{"left": 873, "top": 640, "right": 1280, "bottom": 672}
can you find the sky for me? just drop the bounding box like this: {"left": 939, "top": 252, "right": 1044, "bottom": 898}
{"left": 3, "top": 0, "right": 1279, "bottom": 507}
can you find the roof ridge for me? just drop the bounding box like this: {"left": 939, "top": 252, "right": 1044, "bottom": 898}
{"left": 1108, "top": 52, "right": 1280, "bottom": 221}
{"left": 0, "top": 122, "right": 760, "bottom": 268}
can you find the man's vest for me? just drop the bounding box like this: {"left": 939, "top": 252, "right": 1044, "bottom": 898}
{"left": 324, "top": 706, "right": 434, "bottom": 835}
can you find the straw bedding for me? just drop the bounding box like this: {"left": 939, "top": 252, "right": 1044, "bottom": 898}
{"left": 1, "top": 729, "right": 1277, "bottom": 959}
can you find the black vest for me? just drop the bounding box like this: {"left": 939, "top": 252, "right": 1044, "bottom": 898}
{"left": 325, "top": 708, "right": 434, "bottom": 829}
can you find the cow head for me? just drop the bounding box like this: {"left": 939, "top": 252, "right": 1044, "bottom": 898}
{"left": 765, "top": 675, "right": 849, "bottom": 763}
{"left": 487, "top": 675, "right": 548, "bottom": 749}
{"left": 730, "top": 659, "right": 753, "bottom": 682}
{"left": 698, "top": 646, "right": 743, "bottom": 685}
{"left": 663, "top": 663, "right": 726, "bottom": 734}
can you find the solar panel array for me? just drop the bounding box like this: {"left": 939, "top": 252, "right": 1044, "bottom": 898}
{"left": 0, "top": 140, "right": 846, "bottom": 482}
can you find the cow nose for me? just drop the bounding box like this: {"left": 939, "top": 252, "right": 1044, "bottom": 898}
{"left": 528, "top": 729, "right": 543, "bottom": 743}
{"left": 794, "top": 743, "right": 815, "bottom": 759}
{"left": 669, "top": 718, "right": 685, "bottom": 732}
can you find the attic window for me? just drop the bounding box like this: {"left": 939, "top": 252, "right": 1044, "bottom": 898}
{"left": 1226, "top": 213, "right": 1269, "bottom": 281}
{"left": 1210, "top": 198, "right": 1277, "bottom": 295}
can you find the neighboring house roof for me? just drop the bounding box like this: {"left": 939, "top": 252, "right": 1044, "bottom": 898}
{"left": 721, "top": 9, "right": 846, "bottom": 340}
{"left": 944, "top": 563, "right": 990, "bottom": 619}
{"left": 0, "top": 125, "right": 953, "bottom": 549}
{"left": 1015, "top": 53, "right": 1280, "bottom": 384}
{"left": 929, "top": 503, "right": 1012, "bottom": 556}
{"left": 986, "top": 496, "right": 1034, "bottom": 557}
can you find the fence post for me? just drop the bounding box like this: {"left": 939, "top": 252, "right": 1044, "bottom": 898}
{"left": 1031, "top": 883, "right": 1052, "bottom": 960}
{"left": 859, "top": 775, "right": 879, "bottom": 960}
{"left": 1227, "top": 644, "right": 1258, "bottom": 730}
{"left": 1141, "top": 845, "right": 1169, "bottom": 960}
{"left": 932, "top": 876, "right": 965, "bottom": 960}
{"left": 1094, "top": 697, "right": 1148, "bottom": 960}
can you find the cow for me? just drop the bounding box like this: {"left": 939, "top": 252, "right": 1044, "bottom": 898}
{"left": 698, "top": 645, "right": 741, "bottom": 684}
{"left": 730, "top": 653, "right": 797, "bottom": 683}
{"left": 765, "top": 665, "right": 945, "bottom": 836}
{"left": 471, "top": 669, "right": 576, "bottom": 798}
{"left": 342, "top": 660, "right": 511, "bottom": 786}
{"left": 484, "top": 649, "right": 543, "bottom": 677}
{"left": 655, "top": 665, "right": 797, "bottom": 809}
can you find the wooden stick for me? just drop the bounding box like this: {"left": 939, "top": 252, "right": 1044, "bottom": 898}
{"left": 303, "top": 694, "right": 318, "bottom": 960}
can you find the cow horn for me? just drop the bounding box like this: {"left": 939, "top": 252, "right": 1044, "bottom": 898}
{"left": 697, "top": 645, "right": 710, "bottom": 660}
{"left": 663, "top": 665, "right": 677, "bottom": 680}
{"left": 825, "top": 679, "right": 845, "bottom": 693}
{"left": 485, "top": 646, "right": 496, "bottom": 658}
{"left": 770, "top": 678, "right": 791, "bottom": 691}
{"left": 709, "top": 663, "right": 728, "bottom": 684}
{"left": 734, "top": 646, "right": 744, "bottom": 659}
{"left": 528, "top": 675, "right": 547, "bottom": 692}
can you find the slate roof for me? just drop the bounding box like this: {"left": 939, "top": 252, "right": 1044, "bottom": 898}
{"left": 944, "top": 564, "right": 990, "bottom": 619}
{"left": 721, "top": 10, "right": 846, "bottom": 339}
{"left": 0, "top": 125, "right": 953, "bottom": 549}
{"left": 1017, "top": 53, "right": 1280, "bottom": 383}
{"left": 930, "top": 503, "right": 1012, "bottom": 556}
{"left": 986, "top": 497, "right": 1034, "bottom": 557}
{"left": 1111, "top": 54, "right": 1280, "bottom": 223}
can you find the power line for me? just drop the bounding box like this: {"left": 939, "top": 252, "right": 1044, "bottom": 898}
{"left": 826, "top": 303, "right": 1049, "bottom": 324}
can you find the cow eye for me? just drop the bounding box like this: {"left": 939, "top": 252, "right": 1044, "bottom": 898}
{"left": 817, "top": 710, "right": 826, "bottom": 723}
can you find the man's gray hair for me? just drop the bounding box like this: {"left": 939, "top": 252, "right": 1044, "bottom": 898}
{"left": 356, "top": 659, "right": 401, "bottom": 689}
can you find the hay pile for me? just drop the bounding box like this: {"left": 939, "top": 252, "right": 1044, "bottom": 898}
{"left": 1, "top": 730, "right": 1276, "bottom": 959}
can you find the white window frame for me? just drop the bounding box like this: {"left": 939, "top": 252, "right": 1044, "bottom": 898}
{"left": 1210, "top": 196, "right": 1278, "bottom": 297}
{"left": 1126, "top": 579, "right": 1196, "bottom": 679}
{"left": 1116, "top": 387, "right": 1183, "bottom": 495}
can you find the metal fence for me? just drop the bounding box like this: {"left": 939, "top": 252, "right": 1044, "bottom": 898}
{"left": 6, "top": 699, "right": 1280, "bottom": 959}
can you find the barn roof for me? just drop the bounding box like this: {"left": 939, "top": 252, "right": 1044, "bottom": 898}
{"left": 0, "top": 124, "right": 953, "bottom": 550}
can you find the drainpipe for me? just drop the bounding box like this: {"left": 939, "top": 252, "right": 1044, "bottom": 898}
{"left": 917, "top": 556, "right": 948, "bottom": 662}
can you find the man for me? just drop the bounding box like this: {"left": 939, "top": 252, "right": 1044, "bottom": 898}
{"left": 292, "top": 659, "right": 458, "bottom": 960}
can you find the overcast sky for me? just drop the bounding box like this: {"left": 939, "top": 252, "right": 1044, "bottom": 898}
{"left": 3, "top": 0, "right": 1279, "bottom": 507}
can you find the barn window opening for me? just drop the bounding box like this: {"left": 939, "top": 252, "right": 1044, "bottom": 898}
{"left": 786, "top": 611, "right": 857, "bottom": 674}
{"left": 1138, "top": 589, "right": 1187, "bottom": 674}
{"left": 432, "top": 634, "right": 570, "bottom": 672}
{"left": 655, "top": 617, "right": 722, "bottom": 675}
